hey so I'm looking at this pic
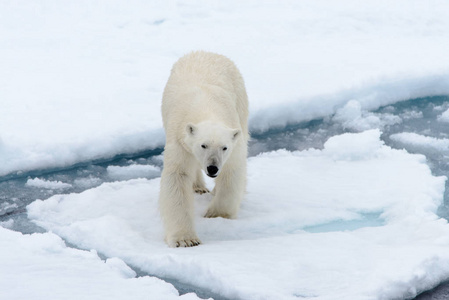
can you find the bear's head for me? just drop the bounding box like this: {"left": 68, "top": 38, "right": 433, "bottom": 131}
{"left": 184, "top": 121, "right": 240, "bottom": 178}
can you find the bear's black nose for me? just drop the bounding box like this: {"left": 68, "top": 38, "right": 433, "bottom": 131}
{"left": 207, "top": 165, "right": 218, "bottom": 177}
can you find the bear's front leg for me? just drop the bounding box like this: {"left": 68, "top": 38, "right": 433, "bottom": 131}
{"left": 159, "top": 169, "right": 201, "bottom": 247}
{"left": 193, "top": 167, "right": 209, "bottom": 194}
{"left": 205, "top": 159, "right": 246, "bottom": 219}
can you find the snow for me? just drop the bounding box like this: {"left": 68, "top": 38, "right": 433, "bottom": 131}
{"left": 0, "top": 227, "right": 203, "bottom": 300}
{"left": 2, "top": 1, "right": 449, "bottom": 298}
{"left": 26, "top": 178, "right": 73, "bottom": 190}
{"left": 0, "top": 219, "right": 14, "bottom": 229}
{"left": 73, "top": 176, "right": 103, "bottom": 189}
{"left": 390, "top": 133, "right": 449, "bottom": 152}
{"left": 438, "top": 108, "right": 449, "bottom": 123}
{"left": 27, "top": 130, "right": 449, "bottom": 299}
{"left": 332, "top": 100, "right": 401, "bottom": 132}
{"left": 2, "top": 0, "right": 449, "bottom": 176}
{"left": 107, "top": 164, "right": 161, "bottom": 181}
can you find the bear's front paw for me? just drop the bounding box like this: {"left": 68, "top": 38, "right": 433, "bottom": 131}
{"left": 194, "top": 187, "right": 209, "bottom": 195}
{"left": 193, "top": 184, "right": 210, "bottom": 195}
{"left": 204, "top": 208, "right": 232, "bottom": 219}
{"left": 166, "top": 235, "right": 202, "bottom": 248}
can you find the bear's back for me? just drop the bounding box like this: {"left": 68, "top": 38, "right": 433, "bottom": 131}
{"left": 162, "top": 51, "right": 249, "bottom": 141}
{"left": 170, "top": 51, "right": 238, "bottom": 88}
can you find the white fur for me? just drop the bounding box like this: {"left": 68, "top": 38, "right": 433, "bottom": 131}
{"left": 159, "top": 51, "right": 249, "bottom": 247}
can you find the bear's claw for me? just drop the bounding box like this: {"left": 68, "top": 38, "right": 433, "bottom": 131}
{"left": 176, "top": 239, "right": 201, "bottom": 247}
{"left": 166, "top": 235, "right": 202, "bottom": 248}
{"left": 174, "top": 238, "right": 201, "bottom": 248}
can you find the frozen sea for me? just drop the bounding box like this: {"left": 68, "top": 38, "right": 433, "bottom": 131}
{"left": 2, "top": 1, "right": 449, "bottom": 299}
{"left": 3, "top": 96, "right": 449, "bottom": 299}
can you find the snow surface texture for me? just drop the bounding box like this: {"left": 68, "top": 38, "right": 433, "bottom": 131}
{"left": 107, "top": 164, "right": 161, "bottom": 181}
{"left": 391, "top": 133, "right": 449, "bottom": 153}
{"left": 332, "top": 100, "right": 402, "bottom": 131}
{"left": 2, "top": 0, "right": 449, "bottom": 176}
{"left": 26, "top": 178, "right": 73, "bottom": 190}
{"left": 0, "top": 227, "right": 202, "bottom": 300}
{"left": 28, "top": 130, "right": 449, "bottom": 300}
{"left": 438, "top": 108, "right": 449, "bottom": 123}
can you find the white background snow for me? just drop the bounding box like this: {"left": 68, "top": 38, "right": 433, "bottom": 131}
{"left": 2, "top": 1, "right": 449, "bottom": 299}
{"left": 1, "top": 0, "right": 449, "bottom": 176}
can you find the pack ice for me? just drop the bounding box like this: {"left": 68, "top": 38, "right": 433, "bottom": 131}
{"left": 27, "top": 130, "right": 449, "bottom": 300}
{"left": 0, "top": 226, "right": 201, "bottom": 300}
{"left": 2, "top": 1, "right": 449, "bottom": 299}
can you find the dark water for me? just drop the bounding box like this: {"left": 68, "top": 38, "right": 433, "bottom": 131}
{"left": 1, "top": 95, "right": 449, "bottom": 299}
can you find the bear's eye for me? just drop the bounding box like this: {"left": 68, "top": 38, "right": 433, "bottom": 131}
{"left": 223, "top": 147, "right": 228, "bottom": 151}
{"left": 201, "top": 144, "right": 207, "bottom": 149}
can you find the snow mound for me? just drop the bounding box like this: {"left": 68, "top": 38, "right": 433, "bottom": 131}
{"left": 28, "top": 131, "right": 449, "bottom": 300}
{"left": 73, "top": 176, "right": 103, "bottom": 189}
{"left": 438, "top": 108, "right": 449, "bottom": 123}
{"left": 26, "top": 178, "right": 73, "bottom": 190}
{"left": 332, "top": 100, "right": 401, "bottom": 131}
{"left": 107, "top": 164, "right": 161, "bottom": 181}
{"left": 390, "top": 132, "right": 449, "bottom": 152}
{"left": 322, "top": 129, "right": 384, "bottom": 160}
{"left": 0, "top": 227, "right": 202, "bottom": 300}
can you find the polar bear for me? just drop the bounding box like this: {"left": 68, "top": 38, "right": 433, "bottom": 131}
{"left": 159, "top": 51, "right": 249, "bottom": 247}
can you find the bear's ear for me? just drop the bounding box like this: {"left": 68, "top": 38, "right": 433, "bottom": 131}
{"left": 232, "top": 129, "right": 241, "bottom": 140}
{"left": 186, "top": 123, "right": 197, "bottom": 136}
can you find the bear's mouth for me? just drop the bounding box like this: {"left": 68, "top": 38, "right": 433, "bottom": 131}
{"left": 207, "top": 174, "right": 217, "bottom": 178}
